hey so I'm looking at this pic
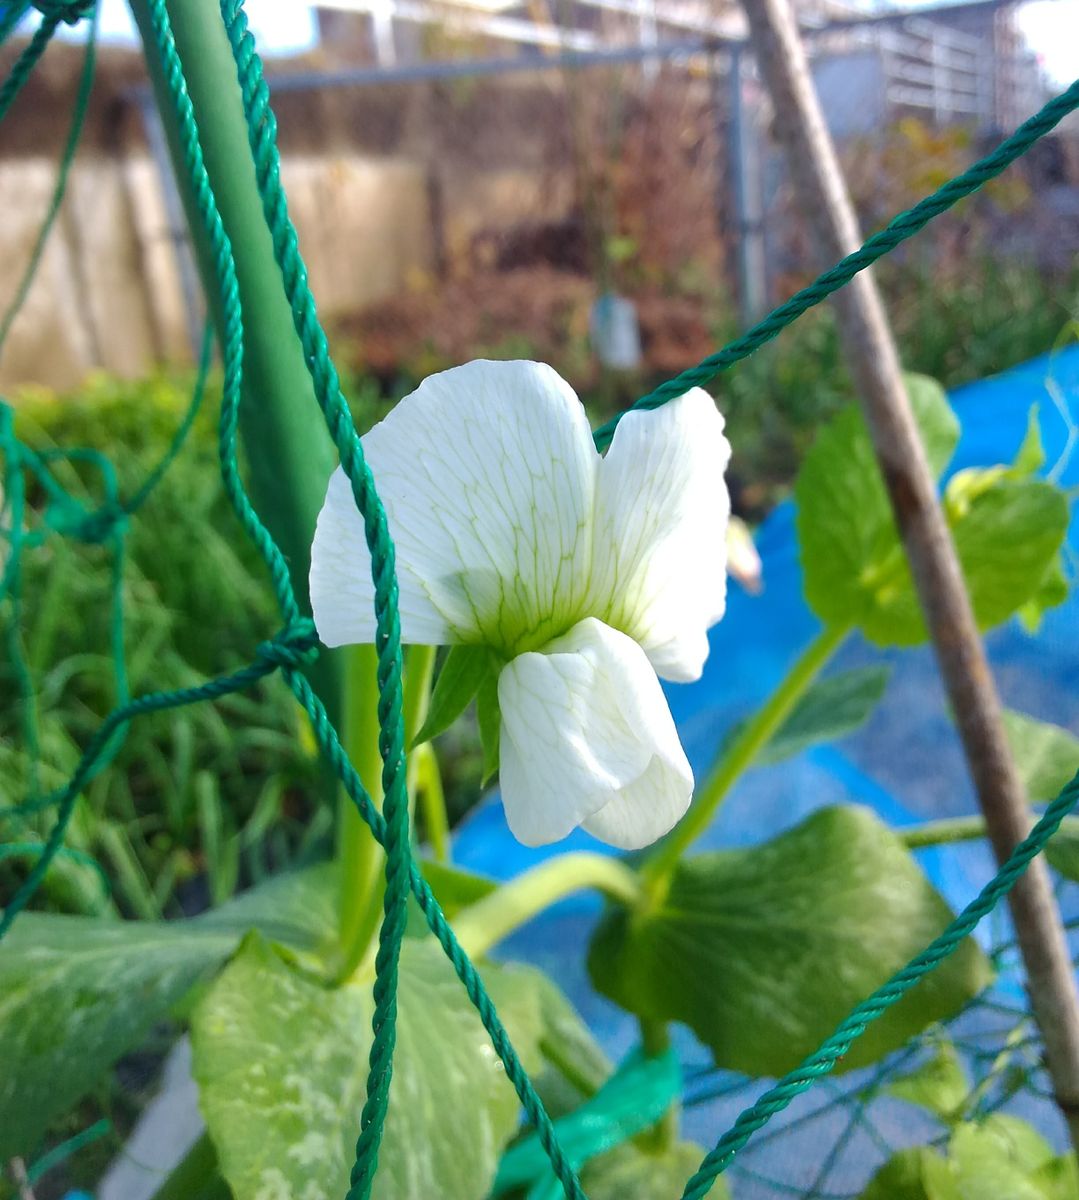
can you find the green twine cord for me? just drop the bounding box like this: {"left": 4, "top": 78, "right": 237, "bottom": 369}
{"left": 2, "top": 6, "right": 1079, "bottom": 1197}
{"left": 0, "top": 0, "right": 98, "bottom": 356}
{"left": 26, "top": 1117, "right": 112, "bottom": 1185}
{"left": 678, "top": 768, "right": 1079, "bottom": 1200}
{"left": 0, "top": 325, "right": 208, "bottom": 823}
{"left": 0, "top": 3, "right": 71, "bottom": 123}
{"left": 214, "top": 7, "right": 414, "bottom": 1191}
{"left": 0, "top": 2, "right": 33, "bottom": 47}
{"left": 0, "top": 619, "right": 320, "bottom": 940}
{"left": 1, "top": 405, "right": 39, "bottom": 801}
{"left": 592, "top": 75, "right": 1079, "bottom": 450}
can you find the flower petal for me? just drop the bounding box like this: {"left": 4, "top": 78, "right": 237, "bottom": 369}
{"left": 590, "top": 388, "right": 731, "bottom": 682}
{"left": 497, "top": 617, "right": 693, "bottom": 849}
{"left": 310, "top": 360, "right": 597, "bottom": 649}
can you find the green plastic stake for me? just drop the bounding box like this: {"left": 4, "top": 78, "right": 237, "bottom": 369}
{"left": 125, "top": 0, "right": 340, "bottom": 713}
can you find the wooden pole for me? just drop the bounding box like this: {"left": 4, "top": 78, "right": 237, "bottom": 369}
{"left": 739, "top": 0, "right": 1079, "bottom": 1150}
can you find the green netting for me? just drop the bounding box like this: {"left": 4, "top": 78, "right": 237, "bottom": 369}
{"left": 3, "top": 2, "right": 1079, "bottom": 1198}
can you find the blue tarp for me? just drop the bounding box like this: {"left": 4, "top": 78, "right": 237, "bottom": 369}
{"left": 452, "top": 346, "right": 1079, "bottom": 1195}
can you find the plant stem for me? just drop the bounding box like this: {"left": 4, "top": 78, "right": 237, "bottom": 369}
{"left": 637, "top": 1019, "right": 677, "bottom": 1153}
{"left": 901, "top": 814, "right": 1079, "bottom": 850}
{"left": 644, "top": 622, "right": 849, "bottom": 884}
{"left": 334, "top": 644, "right": 437, "bottom": 983}
{"left": 451, "top": 853, "right": 643, "bottom": 959}
{"left": 403, "top": 645, "right": 437, "bottom": 764}
{"left": 415, "top": 743, "right": 451, "bottom": 863}
{"left": 901, "top": 815, "right": 990, "bottom": 849}
{"left": 333, "top": 644, "right": 384, "bottom": 984}
{"left": 404, "top": 644, "right": 450, "bottom": 861}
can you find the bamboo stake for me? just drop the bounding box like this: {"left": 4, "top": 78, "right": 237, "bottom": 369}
{"left": 738, "top": 0, "right": 1079, "bottom": 1150}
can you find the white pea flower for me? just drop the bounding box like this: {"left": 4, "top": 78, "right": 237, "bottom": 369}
{"left": 310, "top": 360, "right": 731, "bottom": 850}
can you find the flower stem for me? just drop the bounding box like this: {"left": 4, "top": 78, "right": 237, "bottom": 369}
{"left": 901, "top": 814, "right": 1079, "bottom": 849}
{"left": 334, "top": 644, "right": 383, "bottom": 984}
{"left": 637, "top": 1019, "right": 678, "bottom": 1152}
{"left": 403, "top": 645, "right": 437, "bottom": 765}
{"left": 451, "top": 853, "right": 643, "bottom": 959}
{"left": 333, "top": 643, "right": 437, "bottom": 984}
{"left": 405, "top": 645, "right": 451, "bottom": 862}
{"left": 415, "top": 743, "right": 451, "bottom": 863}
{"left": 644, "top": 622, "right": 850, "bottom": 885}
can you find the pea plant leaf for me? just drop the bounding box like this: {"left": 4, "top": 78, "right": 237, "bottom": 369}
{"left": 858, "top": 1116, "right": 1068, "bottom": 1200}
{"left": 795, "top": 375, "right": 1068, "bottom": 646}
{"left": 948, "top": 475, "right": 1069, "bottom": 632}
{"left": 0, "top": 914, "right": 238, "bottom": 1163}
{"left": 530, "top": 970, "right": 612, "bottom": 1112}
{"left": 858, "top": 1147, "right": 949, "bottom": 1200}
{"left": 756, "top": 666, "right": 890, "bottom": 766}
{"left": 1045, "top": 825, "right": 1079, "bottom": 885}
{"left": 477, "top": 670, "right": 502, "bottom": 784}
{"left": 1017, "top": 558, "right": 1069, "bottom": 634}
{"left": 946, "top": 1116, "right": 1058, "bottom": 1200}
{"left": 412, "top": 645, "right": 495, "bottom": 746}
{"left": 1001, "top": 709, "right": 1079, "bottom": 807}
{"left": 1010, "top": 404, "right": 1046, "bottom": 478}
{"left": 192, "top": 933, "right": 547, "bottom": 1200}
{"left": 795, "top": 374, "right": 958, "bottom": 641}
{"left": 581, "top": 1141, "right": 722, "bottom": 1200}
{"left": 0, "top": 863, "right": 337, "bottom": 1162}
{"left": 885, "top": 1042, "right": 970, "bottom": 1122}
{"left": 589, "top": 807, "right": 991, "bottom": 1078}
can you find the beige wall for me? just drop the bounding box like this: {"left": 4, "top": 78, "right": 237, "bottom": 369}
{"left": 0, "top": 152, "right": 434, "bottom": 393}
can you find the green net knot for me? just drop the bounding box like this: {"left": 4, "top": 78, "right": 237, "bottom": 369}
{"left": 256, "top": 617, "right": 321, "bottom": 671}
{"left": 31, "top": 0, "right": 93, "bottom": 24}
{"left": 46, "top": 498, "right": 128, "bottom": 545}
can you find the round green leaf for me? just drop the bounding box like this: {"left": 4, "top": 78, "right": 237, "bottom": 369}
{"left": 192, "top": 933, "right": 546, "bottom": 1200}
{"left": 581, "top": 1140, "right": 721, "bottom": 1200}
{"left": 795, "top": 374, "right": 959, "bottom": 643}
{"left": 858, "top": 1147, "right": 948, "bottom": 1200}
{"left": 1001, "top": 710, "right": 1079, "bottom": 807}
{"left": 0, "top": 864, "right": 337, "bottom": 1162}
{"left": 588, "top": 807, "right": 992, "bottom": 1077}
{"left": 951, "top": 477, "right": 1069, "bottom": 631}
{"left": 885, "top": 1042, "right": 969, "bottom": 1122}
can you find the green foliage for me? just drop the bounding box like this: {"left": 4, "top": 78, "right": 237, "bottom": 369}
{"left": 416, "top": 857, "right": 499, "bottom": 917}
{"left": 795, "top": 374, "right": 957, "bottom": 642}
{"left": 709, "top": 261, "right": 1079, "bottom": 514}
{"left": 412, "top": 645, "right": 493, "bottom": 746}
{"left": 530, "top": 970, "right": 612, "bottom": 1109}
{"left": 795, "top": 377, "right": 1069, "bottom": 645}
{"left": 1001, "top": 710, "right": 1079, "bottom": 807}
{"left": 946, "top": 473, "right": 1069, "bottom": 631}
{"left": 192, "top": 933, "right": 544, "bottom": 1200}
{"left": 858, "top": 1147, "right": 944, "bottom": 1200}
{"left": 755, "top": 666, "right": 890, "bottom": 766}
{"left": 581, "top": 1140, "right": 719, "bottom": 1200}
{"left": 1011, "top": 404, "right": 1046, "bottom": 476}
{"left": 589, "top": 807, "right": 992, "bottom": 1077}
{"left": 885, "top": 1042, "right": 970, "bottom": 1122}
{"left": 859, "top": 1116, "right": 1074, "bottom": 1200}
{"left": 476, "top": 670, "right": 502, "bottom": 783}
{"left": 411, "top": 645, "right": 503, "bottom": 786}
{"left": 0, "top": 864, "right": 336, "bottom": 1162}
{"left": 2, "top": 376, "right": 329, "bottom": 920}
